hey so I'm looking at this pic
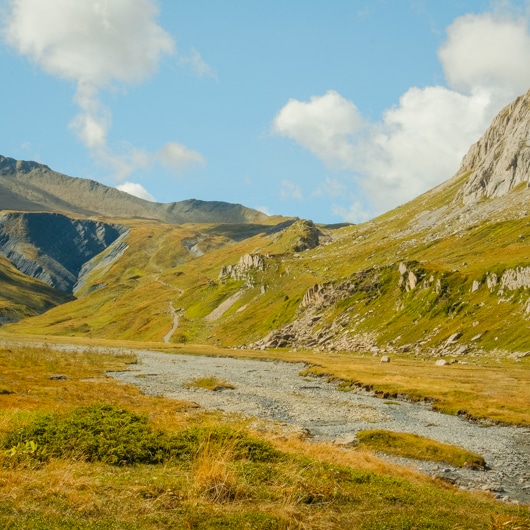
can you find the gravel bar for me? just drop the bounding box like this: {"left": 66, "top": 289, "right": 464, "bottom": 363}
{"left": 107, "top": 349, "right": 530, "bottom": 505}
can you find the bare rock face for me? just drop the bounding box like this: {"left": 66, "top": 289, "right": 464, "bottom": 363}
{"left": 0, "top": 212, "right": 127, "bottom": 293}
{"left": 219, "top": 253, "right": 266, "bottom": 287}
{"left": 458, "top": 90, "right": 530, "bottom": 204}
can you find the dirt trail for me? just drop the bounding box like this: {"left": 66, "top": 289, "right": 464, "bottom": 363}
{"left": 163, "top": 301, "right": 179, "bottom": 343}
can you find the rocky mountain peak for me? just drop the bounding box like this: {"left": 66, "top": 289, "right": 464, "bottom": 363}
{"left": 457, "top": 89, "right": 530, "bottom": 204}
{"left": 0, "top": 155, "right": 50, "bottom": 175}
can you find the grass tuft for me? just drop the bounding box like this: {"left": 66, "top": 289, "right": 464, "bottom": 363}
{"left": 357, "top": 429, "right": 486, "bottom": 469}
{"left": 185, "top": 376, "right": 236, "bottom": 391}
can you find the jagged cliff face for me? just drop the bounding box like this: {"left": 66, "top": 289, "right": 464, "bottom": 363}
{"left": 0, "top": 212, "right": 128, "bottom": 293}
{"left": 458, "top": 90, "right": 530, "bottom": 204}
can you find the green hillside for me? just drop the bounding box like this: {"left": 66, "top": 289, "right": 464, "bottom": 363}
{"left": 6, "top": 174, "right": 530, "bottom": 357}
{"left": 0, "top": 255, "right": 73, "bottom": 324}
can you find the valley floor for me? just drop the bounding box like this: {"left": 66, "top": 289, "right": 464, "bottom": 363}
{"left": 106, "top": 349, "right": 530, "bottom": 505}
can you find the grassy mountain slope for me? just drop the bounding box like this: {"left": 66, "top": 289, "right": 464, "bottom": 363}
{"left": 6, "top": 171, "right": 530, "bottom": 356}
{"left": 0, "top": 255, "right": 72, "bottom": 324}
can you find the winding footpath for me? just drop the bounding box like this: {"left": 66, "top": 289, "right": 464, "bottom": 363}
{"left": 108, "top": 349, "right": 530, "bottom": 505}
{"left": 163, "top": 302, "right": 180, "bottom": 344}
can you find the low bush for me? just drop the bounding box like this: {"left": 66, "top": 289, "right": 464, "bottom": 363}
{"left": 1, "top": 404, "right": 280, "bottom": 466}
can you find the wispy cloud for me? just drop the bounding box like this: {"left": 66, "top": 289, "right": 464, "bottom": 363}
{"left": 178, "top": 48, "right": 217, "bottom": 79}
{"left": 280, "top": 180, "right": 303, "bottom": 201}
{"left": 2, "top": 0, "right": 206, "bottom": 180}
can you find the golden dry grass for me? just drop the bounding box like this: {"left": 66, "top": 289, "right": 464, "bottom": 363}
{"left": 0, "top": 342, "right": 528, "bottom": 529}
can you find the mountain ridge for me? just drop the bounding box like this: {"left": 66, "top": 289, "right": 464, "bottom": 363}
{"left": 0, "top": 155, "right": 268, "bottom": 224}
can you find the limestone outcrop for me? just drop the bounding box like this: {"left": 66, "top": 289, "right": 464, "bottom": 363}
{"left": 219, "top": 253, "right": 266, "bottom": 287}
{"left": 458, "top": 90, "right": 530, "bottom": 204}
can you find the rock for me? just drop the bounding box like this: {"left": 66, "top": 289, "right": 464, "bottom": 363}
{"left": 380, "top": 355, "right": 391, "bottom": 363}
{"left": 435, "top": 359, "right": 449, "bottom": 366}
{"left": 459, "top": 91, "right": 530, "bottom": 205}
{"left": 501, "top": 267, "right": 530, "bottom": 291}
{"left": 407, "top": 271, "right": 418, "bottom": 291}
{"left": 445, "top": 332, "right": 462, "bottom": 345}
{"left": 49, "top": 374, "right": 68, "bottom": 380}
{"left": 332, "top": 434, "right": 359, "bottom": 447}
{"left": 471, "top": 280, "right": 481, "bottom": 292}
{"left": 218, "top": 253, "right": 266, "bottom": 286}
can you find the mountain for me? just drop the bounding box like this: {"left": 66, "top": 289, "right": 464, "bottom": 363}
{"left": 0, "top": 155, "right": 267, "bottom": 224}
{"left": 4, "top": 89, "right": 530, "bottom": 357}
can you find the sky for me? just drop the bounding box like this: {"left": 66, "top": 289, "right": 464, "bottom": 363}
{"left": 2, "top": 1, "right": 530, "bottom": 224}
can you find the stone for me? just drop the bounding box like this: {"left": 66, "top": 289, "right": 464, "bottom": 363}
{"left": 332, "top": 434, "right": 359, "bottom": 447}
{"left": 435, "top": 359, "right": 449, "bottom": 366}
{"left": 380, "top": 355, "right": 391, "bottom": 363}
{"left": 445, "top": 332, "right": 462, "bottom": 345}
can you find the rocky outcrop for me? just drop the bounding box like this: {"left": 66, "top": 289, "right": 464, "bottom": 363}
{"left": 291, "top": 220, "right": 321, "bottom": 252}
{"left": 73, "top": 234, "right": 129, "bottom": 295}
{"left": 458, "top": 90, "right": 530, "bottom": 205}
{"left": 219, "top": 254, "right": 266, "bottom": 287}
{"left": 485, "top": 267, "right": 530, "bottom": 293}
{"left": 249, "top": 267, "right": 385, "bottom": 352}
{"left": 0, "top": 212, "right": 128, "bottom": 293}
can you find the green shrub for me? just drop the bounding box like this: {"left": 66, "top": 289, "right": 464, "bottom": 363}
{"left": 2, "top": 405, "right": 281, "bottom": 466}
{"left": 2, "top": 404, "right": 169, "bottom": 465}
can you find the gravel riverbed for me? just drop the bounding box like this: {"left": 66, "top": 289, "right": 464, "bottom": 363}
{"left": 108, "top": 349, "right": 530, "bottom": 505}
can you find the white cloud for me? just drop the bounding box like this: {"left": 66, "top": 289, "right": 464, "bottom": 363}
{"left": 280, "top": 180, "right": 303, "bottom": 201}
{"left": 439, "top": 11, "right": 530, "bottom": 98}
{"left": 116, "top": 182, "right": 155, "bottom": 201}
{"left": 273, "top": 91, "right": 365, "bottom": 170}
{"left": 3, "top": 0, "right": 174, "bottom": 86}
{"left": 157, "top": 142, "right": 206, "bottom": 173}
{"left": 2, "top": 0, "right": 205, "bottom": 181}
{"left": 273, "top": 7, "right": 530, "bottom": 222}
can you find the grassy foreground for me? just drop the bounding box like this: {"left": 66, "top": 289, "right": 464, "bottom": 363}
{"left": 0, "top": 343, "right": 528, "bottom": 529}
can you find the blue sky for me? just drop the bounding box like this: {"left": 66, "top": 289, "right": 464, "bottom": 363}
{"left": 2, "top": 0, "right": 530, "bottom": 223}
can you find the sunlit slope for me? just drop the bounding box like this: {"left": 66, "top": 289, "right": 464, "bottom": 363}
{"left": 0, "top": 255, "right": 73, "bottom": 324}
{"left": 5, "top": 218, "right": 305, "bottom": 341}
{"left": 7, "top": 181, "right": 530, "bottom": 355}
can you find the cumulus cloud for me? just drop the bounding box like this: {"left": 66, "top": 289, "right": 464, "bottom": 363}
{"left": 116, "top": 182, "right": 156, "bottom": 202}
{"left": 273, "top": 7, "right": 530, "bottom": 221}
{"left": 439, "top": 11, "right": 530, "bottom": 98}
{"left": 2, "top": 0, "right": 205, "bottom": 180}
{"left": 273, "top": 91, "right": 365, "bottom": 170}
